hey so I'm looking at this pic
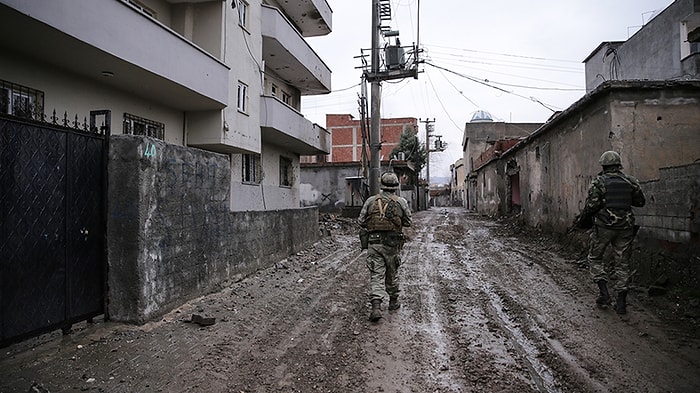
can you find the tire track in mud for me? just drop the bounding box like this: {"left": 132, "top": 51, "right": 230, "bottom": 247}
{"left": 459, "top": 211, "right": 700, "bottom": 393}
{"left": 179, "top": 235, "right": 373, "bottom": 393}
{"left": 421, "top": 212, "right": 552, "bottom": 392}
{"left": 2, "top": 209, "right": 698, "bottom": 393}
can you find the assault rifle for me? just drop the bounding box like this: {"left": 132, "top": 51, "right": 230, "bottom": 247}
{"left": 567, "top": 212, "right": 594, "bottom": 234}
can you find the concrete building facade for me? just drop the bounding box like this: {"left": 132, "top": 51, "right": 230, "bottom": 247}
{"left": 450, "top": 158, "right": 466, "bottom": 207}
{"left": 584, "top": 0, "right": 700, "bottom": 91}
{"left": 1, "top": 0, "right": 332, "bottom": 212}
{"left": 462, "top": 118, "right": 540, "bottom": 210}
{"left": 0, "top": 0, "right": 333, "bottom": 324}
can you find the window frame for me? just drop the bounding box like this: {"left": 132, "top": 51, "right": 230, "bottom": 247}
{"left": 123, "top": 112, "right": 165, "bottom": 140}
{"left": 238, "top": 0, "right": 249, "bottom": 29}
{"left": 279, "top": 156, "right": 293, "bottom": 187}
{"left": 0, "top": 79, "right": 44, "bottom": 120}
{"left": 242, "top": 153, "right": 261, "bottom": 184}
{"left": 281, "top": 91, "right": 292, "bottom": 107}
{"left": 237, "top": 81, "right": 248, "bottom": 114}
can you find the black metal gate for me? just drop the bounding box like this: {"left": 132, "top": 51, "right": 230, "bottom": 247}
{"left": 0, "top": 113, "right": 108, "bottom": 346}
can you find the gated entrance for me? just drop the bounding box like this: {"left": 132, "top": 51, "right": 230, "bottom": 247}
{"left": 0, "top": 112, "right": 108, "bottom": 346}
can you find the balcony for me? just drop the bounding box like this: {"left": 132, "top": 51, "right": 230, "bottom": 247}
{"left": 260, "top": 96, "right": 329, "bottom": 155}
{"left": 275, "top": 0, "right": 332, "bottom": 37}
{"left": 0, "top": 0, "right": 229, "bottom": 111}
{"left": 262, "top": 5, "right": 331, "bottom": 95}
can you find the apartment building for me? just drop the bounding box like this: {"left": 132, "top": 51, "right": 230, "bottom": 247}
{"left": 0, "top": 0, "right": 332, "bottom": 211}
{"left": 0, "top": 0, "right": 333, "bottom": 338}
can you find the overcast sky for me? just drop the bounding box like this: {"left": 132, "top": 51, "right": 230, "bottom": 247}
{"left": 301, "top": 0, "right": 674, "bottom": 180}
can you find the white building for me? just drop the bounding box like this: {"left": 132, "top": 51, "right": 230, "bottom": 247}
{"left": 0, "top": 0, "right": 332, "bottom": 211}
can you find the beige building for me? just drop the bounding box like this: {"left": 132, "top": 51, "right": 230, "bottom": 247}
{"left": 449, "top": 158, "right": 466, "bottom": 207}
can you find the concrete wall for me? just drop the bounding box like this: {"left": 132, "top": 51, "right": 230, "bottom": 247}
{"left": 229, "top": 144, "right": 301, "bottom": 211}
{"left": 472, "top": 81, "right": 700, "bottom": 288}
{"left": 635, "top": 163, "right": 700, "bottom": 286}
{"left": 485, "top": 81, "right": 700, "bottom": 232}
{"left": 300, "top": 162, "right": 420, "bottom": 213}
{"left": 300, "top": 163, "right": 365, "bottom": 210}
{"left": 108, "top": 135, "right": 319, "bottom": 323}
{"left": 463, "top": 121, "right": 540, "bottom": 174}
{"left": 585, "top": 0, "right": 700, "bottom": 91}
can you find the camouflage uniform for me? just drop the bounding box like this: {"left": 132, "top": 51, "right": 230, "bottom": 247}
{"left": 358, "top": 182, "right": 412, "bottom": 316}
{"left": 581, "top": 167, "right": 645, "bottom": 292}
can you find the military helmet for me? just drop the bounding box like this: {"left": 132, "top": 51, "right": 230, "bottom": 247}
{"left": 599, "top": 150, "right": 622, "bottom": 166}
{"left": 380, "top": 172, "right": 400, "bottom": 190}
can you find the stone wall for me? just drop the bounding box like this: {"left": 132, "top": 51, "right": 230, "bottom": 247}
{"left": 107, "top": 135, "right": 319, "bottom": 323}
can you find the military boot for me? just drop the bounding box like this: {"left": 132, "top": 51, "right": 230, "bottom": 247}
{"left": 369, "top": 300, "right": 382, "bottom": 321}
{"left": 614, "top": 291, "right": 628, "bottom": 314}
{"left": 596, "top": 280, "right": 611, "bottom": 307}
{"left": 388, "top": 296, "right": 400, "bottom": 310}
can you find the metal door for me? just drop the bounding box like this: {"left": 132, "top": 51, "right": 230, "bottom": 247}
{"left": 0, "top": 114, "right": 106, "bottom": 346}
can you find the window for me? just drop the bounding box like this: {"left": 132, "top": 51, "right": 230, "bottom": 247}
{"left": 123, "top": 113, "right": 165, "bottom": 140}
{"left": 0, "top": 79, "right": 44, "bottom": 120}
{"left": 238, "top": 0, "right": 249, "bottom": 29}
{"left": 681, "top": 20, "right": 700, "bottom": 58}
{"left": 237, "top": 81, "right": 248, "bottom": 113}
{"left": 281, "top": 91, "right": 292, "bottom": 106}
{"left": 242, "top": 153, "right": 261, "bottom": 184}
{"left": 271, "top": 84, "right": 278, "bottom": 97}
{"left": 279, "top": 156, "right": 293, "bottom": 187}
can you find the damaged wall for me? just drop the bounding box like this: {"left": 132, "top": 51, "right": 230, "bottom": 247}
{"left": 108, "top": 135, "right": 320, "bottom": 323}
{"left": 635, "top": 163, "right": 700, "bottom": 287}
{"left": 472, "top": 81, "right": 700, "bottom": 288}
{"left": 486, "top": 81, "right": 700, "bottom": 232}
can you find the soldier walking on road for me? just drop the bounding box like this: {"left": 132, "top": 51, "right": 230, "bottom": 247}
{"left": 576, "top": 151, "right": 645, "bottom": 314}
{"left": 358, "top": 172, "right": 412, "bottom": 322}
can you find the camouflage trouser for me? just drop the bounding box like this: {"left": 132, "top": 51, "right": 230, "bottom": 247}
{"left": 588, "top": 225, "right": 635, "bottom": 292}
{"left": 366, "top": 243, "right": 401, "bottom": 303}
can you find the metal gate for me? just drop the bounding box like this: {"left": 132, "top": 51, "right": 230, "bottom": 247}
{"left": 0, "top": 113, "right": 108, "bottom": 346}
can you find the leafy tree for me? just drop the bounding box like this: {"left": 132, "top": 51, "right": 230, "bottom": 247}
{"left": 391, "top": 125, "right": 426, "bottom": 174}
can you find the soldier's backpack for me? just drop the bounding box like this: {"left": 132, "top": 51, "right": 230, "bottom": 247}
{"left": 366, "top": 195, "right": 402, "bottom": 232}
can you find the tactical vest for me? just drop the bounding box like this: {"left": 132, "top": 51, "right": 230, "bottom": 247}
{"left": 603, "top": 174, "right": 633, "bottom": 209}
{"left": 366, "top": 195, "right": 403, "bottom": 232}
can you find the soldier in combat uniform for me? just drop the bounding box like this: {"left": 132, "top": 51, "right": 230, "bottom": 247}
{"left": 358, "top": 172, "right": 412, "bottom": 322}
{"left": 577, "top": 151, "right": 645, "bottom": 314}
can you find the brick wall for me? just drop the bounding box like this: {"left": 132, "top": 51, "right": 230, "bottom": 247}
{"left": 326, "top": 114, "right": 417, "bottom": 163}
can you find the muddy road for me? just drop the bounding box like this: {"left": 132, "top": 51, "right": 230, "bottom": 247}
{"left": 2, "top": 207, "right": 699, "bottom": 392}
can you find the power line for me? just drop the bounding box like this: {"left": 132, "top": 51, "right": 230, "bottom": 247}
{"left": 426, "top": 61, "right": 582, "bottom": 92}
{"left": 435, "top": 68, "right": 480, "bottom": 108}
{"left": 425, "top": 62, "right": 561, "bottom": 113}
{"left": 423, "top": 43, "right": 581, "bottom": 64}
{"left": 425, "top": 71, "right": 463, "bottom": 131}
{"left": 427, "top": 52, "right": 583, "bottom": 74}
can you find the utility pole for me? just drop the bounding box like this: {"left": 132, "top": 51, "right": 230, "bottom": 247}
{"left": 420, "top": 118, "right": 435, "bottom": 187}
{"left": 362, "top": 0, "right": 419, "bottom": 196}
{"left": 369, "top": 0, "right": 381, "bottom": 195}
